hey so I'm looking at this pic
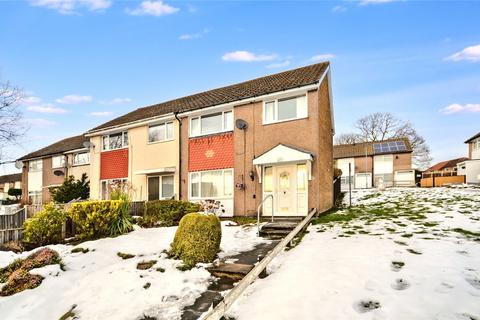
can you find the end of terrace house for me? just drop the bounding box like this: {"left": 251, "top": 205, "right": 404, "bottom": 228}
{"left": 21, "top": 62, "right": 336, "bottom": 218}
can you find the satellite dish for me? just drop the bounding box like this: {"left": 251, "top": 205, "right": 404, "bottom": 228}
{"left": 53, "top": 170, "right": 65, "bottom": 176}
{"left": 83, "top": 141, "right": 93, "bottom": 149}
{"left": 235, "top": 119, "right": 248, "bottom": 130}
{"left": 14, "top": 160, "right": 23, "bottom": 169}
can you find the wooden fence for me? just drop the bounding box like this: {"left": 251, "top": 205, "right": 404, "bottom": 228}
{"left": 0, "top": 207, "right": 27, "bottom": 244}
{"left": 421, "top": 175, "right": 466, "bottom": 187}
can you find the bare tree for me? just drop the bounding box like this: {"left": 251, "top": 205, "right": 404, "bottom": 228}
{"left": 338, "top": 112, "right": 432, "bottom": 169}
{"left": 334, "top": 133, "right": 362, "bottom": 145}
{"left": 0, "top": 81, "right": 26, "bottom": 161}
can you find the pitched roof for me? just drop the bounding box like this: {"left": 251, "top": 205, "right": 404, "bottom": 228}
{"left": 465, "top": 132, "right": 480, "bottom": 143}
{"left": 18, "top": 134, "right": 89, "bottom": 161}
{"left": 333, "top": 138, "right": 412, "bottom": 159}
{"left": 0, "top": 173, "right": 22, "bottom": 184}
{"left": 425, "top": 157, "right": 469, "bottom": 172}
{"left": 88, "top": 62, "right": 329, "bottom": 133}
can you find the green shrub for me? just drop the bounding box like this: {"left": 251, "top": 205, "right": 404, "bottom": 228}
{"left": 109, "top": 199, "right": 134, "bottom": 237}
{"left": 68, "top": 200, "right": 131, "bottom": 240}
{"left": 139, "top": 200, "right": 202, "bottom": 228}
{"left": 23, "top": 203, "right": 66, "bottom": 247}
{"left": 49, "top": 173, "right": 90, "bottom": 204}
{"left": 170, "top": 213, "right": 221, "bottom": 267}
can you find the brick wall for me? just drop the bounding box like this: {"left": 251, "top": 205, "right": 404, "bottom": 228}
{"left": 188, "top": 133, "right": 234, "bottom": 172}
{"left": 100, "top": 149, "right": 128, "bottom": 180}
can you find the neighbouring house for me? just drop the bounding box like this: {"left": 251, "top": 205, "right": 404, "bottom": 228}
{"left": 85, "top": 62, "right": 335, "bottom": 217}
{"left": 17, "top": 134, "right": 91, "bottom": 205}
{"left": 334, "top": 138, "right": 414, "bottom": 190}
{"left": 0, "top": 173, "right": 22, "bottom": 201}
{"left": 423, "top": 157, "right": 468, "bottom": 178}
{"left": 457, "top": 132, "right": 480, "bottom": 184}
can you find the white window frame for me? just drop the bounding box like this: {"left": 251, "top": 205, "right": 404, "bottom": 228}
{"left": 147, "top": 175, "right": 175, "bottom": 200}
{"left": 28, "top": 190, "right": 42, "bottom": 205}
{"left": 189, "top": 110, "right": 233, "bottom": 137}
{"left": 148, "top": 121, "right": 174, "bottom": 144}
{"left": 51, "top": 155, "right": 65, "bottom": 169}
{"left": 102, "top": 131, "right": 129, "bottom": 151}
{"left": 189, "top": 168, "right": 234, "bottom": 199}
{"left": 474, "top": 138, "right": 480, "bottom": 150}
{"left": 73, "top": 151, "right": 90, "bottom": 166}
{"left": 263, "top": 94, "right": 308, "bottom": 125}
{"left": 28, "top": 159, "right": 43, "bottom": 172}
{"left": 100, "top": 178, "right": 128, "bottom": 200}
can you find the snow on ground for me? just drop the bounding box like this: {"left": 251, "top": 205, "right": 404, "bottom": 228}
{"left": 228, "top": 187, "right": 480, "bottom": 320}
{"left": 0, "top": 221, "right": 268, "bottom": 320}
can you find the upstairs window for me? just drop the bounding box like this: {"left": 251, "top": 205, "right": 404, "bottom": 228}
{"left": 52, "top": 155, "right": 65, "bottom": 169}
{"left": 190, "top": 110, "right": 233, "bottom": 137}
{"left": 29, "top": 160, "right": 43, "bottom": 172}
{"left": 474, "top": 138, "right": 480, "bottom": 150}
{"left": 148, "top": 121, "right": 174, "bottom": 143}
{"left": 263, "top": 95, "right": 307, "bottom": 124}
{"left": 102, "top": 131, "right": 128, "bottom": 151}
{"left": 73, "top": 152, "right": 90, "bottom": 165}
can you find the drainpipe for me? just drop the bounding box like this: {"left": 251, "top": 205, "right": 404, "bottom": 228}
{"left": 174, "top": 111, "right": 182, "bottom": 200}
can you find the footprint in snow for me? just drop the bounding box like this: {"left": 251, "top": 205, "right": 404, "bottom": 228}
{"left": 354, "top": 300, "right": 381, "bottom": 313}
{"left": 457, "top": 250, "right": 469, "bottom": 256}
{"left": 465, "top": 277, "right": 480, "bottom": 290}
{"left": 456, "top": 313, "right": 479, "bottom": 320}
{"left": 391, "top": 278, "right": 410, "bottom": 290}
{"left": 391, "top": 261, "right": 405, "bottom": 272}
{"left": 406, "top": 248, "right": 422, "bottom": 255}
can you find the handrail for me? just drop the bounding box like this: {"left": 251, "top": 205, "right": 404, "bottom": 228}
{"left": 257, "top": 194, "right": 273, "bottom": 236}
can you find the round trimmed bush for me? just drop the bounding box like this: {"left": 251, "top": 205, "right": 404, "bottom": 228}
{"left": 170, "top": 213, "right": 221, "bottom": 267}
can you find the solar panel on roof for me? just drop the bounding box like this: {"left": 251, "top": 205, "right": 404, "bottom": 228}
{"left": 373, "top": 141, "right": 406, "bottom": 154}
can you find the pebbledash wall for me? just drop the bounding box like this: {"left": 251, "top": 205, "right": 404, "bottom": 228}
{"left": 180, "top": 79, "right": 334, "bottom": 216}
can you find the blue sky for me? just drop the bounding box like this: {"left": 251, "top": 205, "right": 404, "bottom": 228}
{"left": 0, "top": 0, "right": 479, "bottom": 174}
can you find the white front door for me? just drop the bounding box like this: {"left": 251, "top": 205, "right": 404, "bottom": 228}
{"left": 276, "top": 165, "right": 296, "bottom": 216}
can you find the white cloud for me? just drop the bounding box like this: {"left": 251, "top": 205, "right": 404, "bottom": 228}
{"left": 89, "top": 111, "right": 113, "bottom": 117}
{"left": 56, "top": 94, "right": 92, "bottom": 104}
{"left": 309, "top": 54, "right": 335, "bottom": 62}
{"left": 27, "top": 105, "right": 67, "bottom": 114}
{"left": 266, "top": 61, "right": 291, "bottom": 69}
{"left": 440, "top": 103, "right": 480, "bottom": 114}
{"left": 179, "top": 28, "right": 209, "bottom": 40}
{"left": 25, "top": 118, "right": 56, "bottom": 128}
{"left": 445, "top": 44, "right": 480, "bottom": 62}
{"left": 126, "top": 1, "right": 179, "bottom": 16}
{"left": 358, "top": 0, "right": 398, "bottom": 5}
{"left": 30, "top": 0, "right": 111, "bottom": 14}
{"left": 100, "top": 98, "right": 132, "bottom": 105}
{"left": 332, "top": 5, "right": 347, "bottom": 13}
{"left": 222, "top": 51, "right": 277, "bottom": 62}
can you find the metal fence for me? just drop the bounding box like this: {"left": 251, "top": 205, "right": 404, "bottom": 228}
{"left": 0, "top": 207, "right": 27, "bottom": 244}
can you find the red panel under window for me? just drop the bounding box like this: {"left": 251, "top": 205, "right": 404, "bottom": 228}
{"left": 189, "top": 133, "right": 234, "bottom": 171}
{"left": 100, "top": 149, "right": 128, "bottom": 180}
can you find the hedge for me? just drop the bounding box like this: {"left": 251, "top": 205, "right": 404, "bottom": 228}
{"left": 138, "top": 200, "right": 202, "bottom": 228}
{"left": 23, "top": 203, "right": 66, "bottom": 248}
{"left": 68, "top": 200, "right": 129, "bottom": 240}
{"left": 170, "top": 213, "right": 221, "bottom": 267}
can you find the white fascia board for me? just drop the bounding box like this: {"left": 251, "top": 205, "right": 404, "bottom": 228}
{"left": 85, "top": 114, "right": 175, "bottom": 137}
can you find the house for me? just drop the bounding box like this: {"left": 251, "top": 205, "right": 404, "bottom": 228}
{"left": 85, "top": 62, "right": 335, "bottom": 217}
{"left": 17, "top": 134, "right": 90, "bottom": 205}
{"left": 0, "top": 173, "right": 22, "bottom": 201}
{"left": 457, "top": 132, "right": 480, "bottom": 184}
{"left": 423, "top": 157, "right": 468, "bottom": 177}
{"left": 334, "top": 138, "right": 414, "bottom": 190}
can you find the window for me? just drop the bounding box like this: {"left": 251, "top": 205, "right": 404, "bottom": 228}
{"left": 147, "top": 175, "right": 174, "bottom": 200}
{"left": 52, "top": 155, "right": 65, "bottom": 168}
{"left": 29, "top": 160, "right": 43, "bottom": 172}
{"left": 73, "top": 152, "right": 90, "bottom": 165}
{"left": 264, "top": 166, "right": 273, "bottom": 192}
{"left": 263, "top": 95, "right": 307, "bottom": 124}
{"left": 190, "top": 111, "right": 233, "bottom": 137}
{"left": 297, "top": 164, "right": 307, "bottom": 191}
{"left": 474, "top": 138, "right": 480, "bottom": 150}
{"left": 101, "top": 179, "right": 128, "bottom": 200}
{"left": 189, "top": 169, "right": 233, "bottom": 199}
{"left": 102, "top": 131, "right": 128, "bottom": 151}
{"left": 149, "top": 121, "right": 174, "bottom": 143}
{"left": 28, "top": 191, "right": 42, "bottom": 205}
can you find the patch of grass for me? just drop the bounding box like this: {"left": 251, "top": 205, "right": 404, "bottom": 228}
{"left": 176, "top": 264, "right": 192, "bottom": 272}
{"left": 401, "top": 233, "right": 413, "bottom": 238}
{"left": 312, "top": 212, "right": 356, "bottom": 224}
{"left": 452, "top": 228, "right": 480, "bottom": 238}
{"left": 117, "top": 252, "right": 135, "bottom": 260}
{"left": 137, "top": 260, "right": 157, "bottom": 270}
{"left": 406, "top": 248, "right": 422, "bottom": 255}
{"left": 386, "top": 227, "right": 396, "bottom": 232}
{"left": 344, "top": 230, "right": 356, "bottom": 235}
{"left": 286, "top": 230, "right": 309, "bottom": 251}
{"left": 360, "top": 193, "right": 381, "bottom": 201}
{"left": 58, "top": 305, "right": 77, "bottom": 320}
{"left": 423, "top": 222, "right": 438, "bottom": 227}
{"left": 156, "top": 267, "right": 165, "bottom": 273}
{"left": 143, "top": 282, "right": 151, "bottom": 289}
{"left": 71, "top": 247, "right": 89, "bottom": 254}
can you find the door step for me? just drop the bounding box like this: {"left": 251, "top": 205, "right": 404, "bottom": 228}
{"left": 259, "top": 221, "right": 299, "bottom": 239}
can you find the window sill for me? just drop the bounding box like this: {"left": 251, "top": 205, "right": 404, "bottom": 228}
{"left": 101, "top": 147, "right": 129, "bottom": 153}
{"left": 189, "top": 130, "right": 233, "bottom": 139}
{"left": 72, "top": 163, "right": 90, "bottom": 167}
{"left": 147, "top": 138, "right": 175, "bottom": 145}
{"left": 262, "top": 116, "right": 308, "bottom": 126}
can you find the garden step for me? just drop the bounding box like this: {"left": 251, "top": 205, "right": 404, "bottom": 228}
{"left": 207, "top": 263, "right": 254, "bottom": 280}
{"left": 261, "top": 222, "right": 298, "bottom": 231}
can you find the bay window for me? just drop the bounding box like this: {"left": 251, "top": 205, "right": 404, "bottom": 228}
{"left": 73, "top": 152, "right": 90, "bottom": 165}
{"left": 190, "top": 169, "right": 233, "bottom": 199}
{"left": 263, "top": 95, "right": 307, "bottom": 124}
{"left": 147, "top": 175, "right": 174, "bottom": 200}
{"left": 102, "top": 131, "right": 128, "bottom": 151}
{"left": 52, "top": 155, "right": 65, "bottom": 169}
{"left": 148, "top": 121, "right": 174, "bottom": 143}
{"left": 190, "top": 110, "right": 233, "bottom": 137}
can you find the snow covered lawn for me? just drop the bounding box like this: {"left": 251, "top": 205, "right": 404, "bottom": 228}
{"left": 0, "top": 221, "right": 268, "bottom": 320}
{"left": 228, "top": 187, "right": 480, "bottom": 320}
